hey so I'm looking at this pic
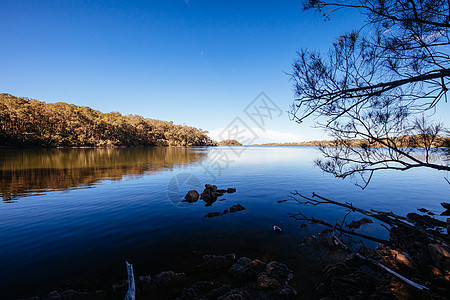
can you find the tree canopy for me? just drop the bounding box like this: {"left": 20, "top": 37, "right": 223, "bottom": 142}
{"left": 291, "top": 0, "right": 450, "bottom": 186}
{"left": 0, "top": 94, "right": 216, "bottom": 148}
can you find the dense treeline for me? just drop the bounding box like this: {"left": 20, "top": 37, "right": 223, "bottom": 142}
{"left": 0, "top": 94, "right": 217, "bottom": 147}
{"left": 217, "top": 139, "right": 242, "bottom": 146}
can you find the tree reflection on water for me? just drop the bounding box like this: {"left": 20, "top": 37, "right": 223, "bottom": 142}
{"left": 0, "top": 147, "right": 207, "bottom": 202}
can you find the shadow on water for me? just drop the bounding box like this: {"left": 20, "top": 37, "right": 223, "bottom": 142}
{"left": 0, "top": 147, "right": 207, "bottom": 202}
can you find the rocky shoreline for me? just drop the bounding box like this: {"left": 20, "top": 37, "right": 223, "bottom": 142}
{"left": 15, "top": 188, "right": 450, "bottom": 299}
{"left": 21, "top": 253, "right": 297, "bottom": 300}
{"left": 289, "top": 192, "right": 450, "bottom": 299}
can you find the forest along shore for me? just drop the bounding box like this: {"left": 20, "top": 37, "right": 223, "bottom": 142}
{"left": 0, "top": 94, "right": 216, "bottom": 148}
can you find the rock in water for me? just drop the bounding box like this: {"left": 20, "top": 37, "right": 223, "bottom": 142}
{"left": 204, "top": 212, "right": 221, "bottom": 218}
{"left": 441, "top": 202, "right": 450, "bottom": 210}
{"left": 257, "top": 274, "right": 281, "bottom": 289}
{"left": 347, "top": 218, "right": 373, "bottom": 229}
{"left": 198, "top": 254, "right": 236, "bottom": 269}
{"left": 201, "top": 184, "right": 219, "bottom": 203}
{"left": 229, "top": 204, "right": 245, "bottom": 213}
{"left": 265, "top": 261, "right": 293, "bottom": 285}
{"left": 184, "top": 190, "right": 199, "bottom": 202}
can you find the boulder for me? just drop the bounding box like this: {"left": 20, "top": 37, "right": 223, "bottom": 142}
{"left": 205, "top": 184, "right": 218, "bottom": 191}
{"left": 201, "top": 185, "right": 219, "bottom": 203}
{"left": 429, "top": 244, "right": 450, "bottom": 272}
{"left": 227, "top": 188, "right": 236, "bottom": 193}
{"left": 217, "top": 288, "right": 251, "bottom": 300}
{"left": 198, "top": 254, "right": 236, "bottom": 269}
{"left": 229, "top": 257, "right": 266, "bottom": 280}
{"left": 265, "top": 261, "right": 293, "bottom": 285}
{"left": 154, "top": 271, "right": 187, "bottom": 287}
{"left": 184, "top": 190, "right": 199, "bottom": 203}
{"left": 257, "top": 274, "right": 281, "bottom": 289}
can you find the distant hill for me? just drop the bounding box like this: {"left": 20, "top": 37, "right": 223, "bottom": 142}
{"left": 251, "top": 137, "right": 449, "bottom": 149}
{"left": 218, "top": 139, "right": 243, "bottom": 146}
{"left": 250, "top": 141, "right": 325, "bottom": 147}
{"left": 0, "top": 93, "right": 217, "bottom": 147}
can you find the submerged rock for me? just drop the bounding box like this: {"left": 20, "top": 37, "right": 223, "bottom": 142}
{"left": 229, "top": 204, "right": 245, "bottom": 213}
{"left": 258, "top": 274, "right": 281, "bottom": 289}
{"left": 204, "top": 212, "right": 221, "bottom": 218}
{"left": 153, "top": 270, "right": 187, "bottom": 287}
{"left": 229, "top": 257, "right": 266, "bottom": 280}
{"left": 265, "top": 261, "right": 293, "bottom": 285}
{"left": 347, "top": 218, "right": 373, "bottom": 229}
{"left": 198, "top": 253, "right": 236, "bottom": 269}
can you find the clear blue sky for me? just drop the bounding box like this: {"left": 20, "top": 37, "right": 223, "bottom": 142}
{"left": 1, "top": 0, "right": 447, "bottom": 142}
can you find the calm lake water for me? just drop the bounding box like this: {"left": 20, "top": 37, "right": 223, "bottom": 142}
{"left": 0, "top": 147, "right": 448, "bottom": 298}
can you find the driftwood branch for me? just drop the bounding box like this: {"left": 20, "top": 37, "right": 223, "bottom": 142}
{"left": 354, "top": 253, "right": 429, "bottom": 291}
{"left": 331, "top": 235, "right": 429, "bottom": 291}
{"left": 291, "top": 190, "right": 415, "bottom": 228}
{"left": 290, "top": 190, "right": 448, "bottom": 245}
{"left": 289, "top": 210, "right": 391, "bottom": 245}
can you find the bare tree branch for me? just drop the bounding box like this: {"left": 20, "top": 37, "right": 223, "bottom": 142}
{"left": 291, "top": 0, "right": 450, "bottom": 186}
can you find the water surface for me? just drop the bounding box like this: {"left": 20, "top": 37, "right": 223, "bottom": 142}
{"left": 0, "top": 147, "right": 448, "bottom": 298}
